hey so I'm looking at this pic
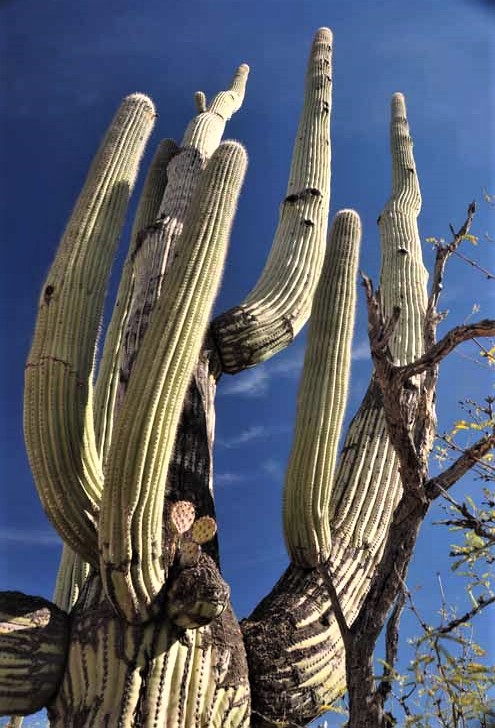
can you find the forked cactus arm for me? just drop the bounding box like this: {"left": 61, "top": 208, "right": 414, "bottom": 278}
{"left": 116, "top": 67, "right": 249, "bottom": 415}
{"left": 244, "top": 94, "right": 429, "bottom": 727}
{"left": 211, "top": 28, "right": 333, "bottom": 373}
{"left": 99, "top": 142, "right": 247, "bottom": 623}
{"left": 182, "top": 64, "right": 249, "bottom": 157}
{"left": 94, "top": 138, "right": 180, "bottom": 461}
{"left": 23, "top": 95, "right": 156, "bottom": 565}
{"left": 283, "top": 210, "right": 361, "bottom": 567}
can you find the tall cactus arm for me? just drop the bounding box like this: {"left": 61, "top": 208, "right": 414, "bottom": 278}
{"left": 244, "top": 93, "right": 429, "bottom": 728}
{"left": 329, "top": 91, "right": 428, "bottom": 558}
{"left": 283, "top": 210, "right": 361, "bottom": 567}
{"left": 94, "top": 138, "right": 179, "bottom": 462}
{"left": 99, "top": 141, "right": 248, "bottom": 623}
{"left": 211, "top": 28, "right": 333, "bottom": 373}
{"left": 23, "top": 95, "right": 156, "bottom": 566}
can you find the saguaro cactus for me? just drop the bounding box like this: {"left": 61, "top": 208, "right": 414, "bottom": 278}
{"left": 0, "top": 27, "right": 451, "bottom": 728}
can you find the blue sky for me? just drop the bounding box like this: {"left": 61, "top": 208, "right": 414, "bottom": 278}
{"left": 0, "top": 0, "right": 494, "bottom": 725}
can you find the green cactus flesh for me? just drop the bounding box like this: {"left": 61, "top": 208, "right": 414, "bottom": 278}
{"left": 47, "top": 574, "right": 250, "bottom": 727}
{"left": 99, "top": 141, "right": 247, "bottom": 623}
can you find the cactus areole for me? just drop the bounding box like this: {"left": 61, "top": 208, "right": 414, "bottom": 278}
{"left": 0, "top": 27, "right": 435, "bottom": 728}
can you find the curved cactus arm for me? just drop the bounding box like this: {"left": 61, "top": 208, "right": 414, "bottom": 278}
{"left": 244, "top": 94, "right": 429, "bottom": 727}
{"left": 211, "top": 28, "right": 333, "bottom": 374}
{"left": 283, "top": 210, "right": 361, "bottom": 567}
{"left": 99, "top": 141, "right": 247, "bottom": 623}
{"left": 23, "top": 95, "right": 156, "bottom": 565}
{"left": 94, "top": 138, "right": 179, "bottom": 461}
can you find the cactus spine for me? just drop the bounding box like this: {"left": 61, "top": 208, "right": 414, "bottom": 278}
{"left": 1, "top": 29, "right": 442, "bottom": 728}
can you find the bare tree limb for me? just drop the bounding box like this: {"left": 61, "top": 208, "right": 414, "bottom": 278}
{"left": 362, "top": 274, "right": 425, "bottom": 495}
{"left": 427, "top": 201, "right": 477, "bottom": 326}
{"left": 434, "top": 594, "right": 495, "bottom": 636}
{"left": 426, "top": 432, "right": 495, "bottom": 499}
{"left": 377, "top": 586, "right": 406, "bottom": 704}
{"left": 450, "top": 247, "right": 495, "bottom": 281}
{"left": 397, "top": 320, "right": 495, "bottom": 383}
{"left": 434, "top": 485, "right": 495, "bottom": 542}
{"left": 318, "top": 560, "right": 351, "bottom": 649}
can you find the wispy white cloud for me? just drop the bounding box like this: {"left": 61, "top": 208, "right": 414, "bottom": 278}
{"left": 262, "top": 458, "right": 285, "bottom": 482}
{"left": 0, "top": 527, "right": 61, "bottom": 546}
{"left": 218, "top": 345, "right": 305, "bottom": 399}
{"left": 215, "top": 472, "right": 247, "bottom": 487}
{"left": 217, "top": 425, "right": 267, "bottom": 447}
{"left": 217, "top": 424, "right": 290, "bottom": 448}
{"left": 219, "top": 368, "right": 270, "bottom": 398}
{"left": 352, "top": 339, "right": 370, "bottom": 362}
{"left": 268, "top": 346, "right": 305, "bottom": 376}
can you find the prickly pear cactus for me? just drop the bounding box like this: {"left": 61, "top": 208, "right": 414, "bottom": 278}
{"left": 1, "top": 27, "right": 431, "bottom": 728}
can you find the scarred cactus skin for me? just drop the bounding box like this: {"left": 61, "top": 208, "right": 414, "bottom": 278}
{"left": 2, "top": 29, "right": 434, "bottom": 728}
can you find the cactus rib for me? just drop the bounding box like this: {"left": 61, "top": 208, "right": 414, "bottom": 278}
{"left": 24, "top": 94, "right": 156, "bottom": 565}
{"left": 0, "top": 592, "right": 69, "bottom": 715}
{"left": 53, "top": 544, "right": 91, "bottom": 612}
{"left": 211, "top": 27, "right": 333, "bottom": 373}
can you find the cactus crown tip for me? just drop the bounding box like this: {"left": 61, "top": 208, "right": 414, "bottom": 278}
{"left": 336, "top": 208, "right": 360, "bottom": 219}
{"left": 219, "top": 139, "right": 248, "bottom": 158}
{"left": 391, "top": 92, "right": 407, "bottom": 119}
{"left": 124, "top": 92, "right": 156, "bottom": 111}
{"left": 314, "top": 27, "right": 333, "bottom": 42}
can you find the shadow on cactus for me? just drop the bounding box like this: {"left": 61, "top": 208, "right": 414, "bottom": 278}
{"left": 1, "top": 24, "right": 494, "bottom": 728}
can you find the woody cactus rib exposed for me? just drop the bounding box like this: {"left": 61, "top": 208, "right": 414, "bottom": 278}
{"left": 24, "top": 94, "right": 156, "bottom": 566}
{"left": 99, "top": 141, "right": 247, "bottom": 622}
{"left": 94, "top": 137, "right": 180, "bottom": 462}
{"left": 110, "top": 65, "right": 249, "bottom": 430}
{"left": 283, "top": 209, "right": 361, "bottom": 567}
{"left": 211, "top": 27, "right": 333, "bottom": 372}
{"left": 243, "top": 91, "right": 429, "bottom": 727}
